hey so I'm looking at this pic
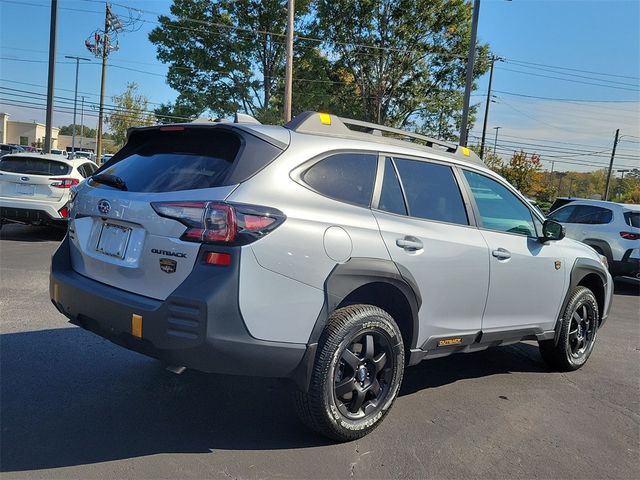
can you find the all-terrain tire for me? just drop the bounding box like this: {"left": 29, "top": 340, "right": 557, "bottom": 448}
{"left": 295, "top": 304, "right": 405, "bottom": 442}
{"left": 539, "top": 286, "right": 599, "bottom": 372}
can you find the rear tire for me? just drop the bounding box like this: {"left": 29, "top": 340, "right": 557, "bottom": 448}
{"left": 295, "top": 304, "right": 404, "bottom": 441}
{"left": 539, "top": 286, "right": 599, "bottom": 371}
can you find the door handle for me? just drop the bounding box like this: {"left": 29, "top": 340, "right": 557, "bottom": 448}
{"left": 492, "top": 248, "right": 511, "bottom": 260}
{"left": 396, "top": 237, "right": 423, "bottom": 251}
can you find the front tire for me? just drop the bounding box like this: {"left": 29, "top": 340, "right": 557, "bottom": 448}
{"left": 295, "top": 304, "right": 405, "bottom": 441}
{"left": 539, "top": 286, "right": 599, "bottom": 371}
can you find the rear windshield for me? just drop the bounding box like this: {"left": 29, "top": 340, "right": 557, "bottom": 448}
{"left": 95, "top": 128, "right": 245, "bottom": 193}
{"left": 0, "top": 156, "right": 71, "bottom": 176}
{"left": 624, "top": 211, "right": 640, "bottom": 228}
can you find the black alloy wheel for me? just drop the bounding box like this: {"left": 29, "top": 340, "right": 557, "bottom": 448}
{"left": 295, "top": 304, "right": 405, "bottom": 441}
{"left": 333, "top": 331, "right": 395, "bottom": 420}
{"left": 539, "top": 286, "right": 600, "bottom": 371}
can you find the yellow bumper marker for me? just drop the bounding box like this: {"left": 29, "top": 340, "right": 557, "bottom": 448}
{"left": 132, "top": 314, "right": 143, "bottom": 338}
{"left": 319, "top": 112, "right": 331, "bottom": 125}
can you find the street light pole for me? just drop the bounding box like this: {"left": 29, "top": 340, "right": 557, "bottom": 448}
{"left": 493, "top": 126, "right": 501, "bottom": 155}
{"left": 65, "top": 56, "right": 90, "bottom": 156}
{"left": 459, "top": 0, "right": 480, "bottom": 146}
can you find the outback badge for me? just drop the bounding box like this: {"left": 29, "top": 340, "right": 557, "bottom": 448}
{"left": 555, "top": 260, "right": 562, "bottom": 270}
{"left": 159, "top": 258, "right": 177, "bottom": 274}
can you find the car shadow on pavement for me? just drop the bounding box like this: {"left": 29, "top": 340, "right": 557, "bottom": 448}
{"left": 400, "top": 342, "right": 547, "bottom": 397}
{"left": 0, "top": 327, "right": 551, "bottom": 472}
{"left": 0, "top": 224, "right": 65, "bottom": 242}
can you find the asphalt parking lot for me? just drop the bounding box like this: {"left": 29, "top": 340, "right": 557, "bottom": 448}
{"left": 1, "top": 223, "right": 638, "bottom": 480}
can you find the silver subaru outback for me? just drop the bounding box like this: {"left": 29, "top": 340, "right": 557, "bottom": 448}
{"left": 50, "top": 111, "right": 613, "bottom": 441}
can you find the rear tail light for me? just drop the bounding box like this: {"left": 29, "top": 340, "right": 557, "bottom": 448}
{"left": 151, "top": 201, "right": 285, "bottom": 245}
{"left": 50, "top": 178, "right": 80, "bottom": 188}
{"left": 620, "top": 231, "right": 640, "bottom": 240}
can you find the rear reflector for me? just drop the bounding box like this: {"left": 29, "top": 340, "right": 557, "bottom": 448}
{"left": 58, "top": 206, "right": 69, "bottom": 218}
{"left": 620, "top": 231, "right": 640, "bottom": 240}
{"left": 205, "top": 252, "right": 232, "bottom": 266}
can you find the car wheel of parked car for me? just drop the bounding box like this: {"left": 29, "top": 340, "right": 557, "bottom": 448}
{"left": 539, "top": 286, "right": 599, "bottom": 371}
{"left": 295, "top": 305, "right": 405, "bottom": 441}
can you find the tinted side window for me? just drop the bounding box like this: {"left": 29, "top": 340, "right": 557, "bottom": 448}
{"left": 378, "top": 158, "right": 407, "bottom": 215}
{"left": 463, "top": 170, "right": 536, "bottom": 236}
{"left": 570, "top": 205, "right": 612, "bottom": 224}
{"left": 624, "top": 211, "right": 640, "bottom": 228}
{"left": 548, "top": 205, "right": 576, "bottom": 223}
{"left": 393, "top": 158, "right": 468, "bottom": 225}
{"left": 302, "top": 153, "right": 377, "bottom": 207}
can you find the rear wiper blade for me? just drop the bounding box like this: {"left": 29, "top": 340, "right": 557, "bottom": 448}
{"left": 91, "top": 173, "right": 128, "bottom": 191}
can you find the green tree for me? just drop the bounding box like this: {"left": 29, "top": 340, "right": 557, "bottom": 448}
{"left": 58, "top": 124, "right": 97, "bottom": 138}
{"left": 106, "top": 82, "right": 155, "bottom": 146}
{"left": 149, "top": 0, "right": 314, "bottom": 122}
{"left": 313, "top": 0, "right": 490, "bottom": 139}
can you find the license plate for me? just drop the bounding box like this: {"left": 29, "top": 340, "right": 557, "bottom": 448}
{"left": 16, "top": 184, "right": 35, "bottom": 195}
{"left": 96, "top": 223, "right": 131, "bottom": 259}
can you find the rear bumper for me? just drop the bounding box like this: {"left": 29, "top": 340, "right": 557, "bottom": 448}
{"left": 611, "top": 252, "right": 640, "bottom": 278}
{"left": 1, "top": 199, "right": 66, "bottom": 225}
{"left": 50, "top": 237, "right": 307, "bottom": 379}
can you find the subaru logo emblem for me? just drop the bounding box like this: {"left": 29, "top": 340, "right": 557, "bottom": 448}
{"left": 97, "top": 199, "right": 111, "bottom": 215}
{"left": 20, "top": 176, "right": 29, "bottom": 182}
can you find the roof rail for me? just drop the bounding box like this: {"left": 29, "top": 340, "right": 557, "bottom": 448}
{"left": 340, "top": 117, "right": 457, "bottom": 153}
{"left": 284, "top": 111, "right": 483, "bottom": 165}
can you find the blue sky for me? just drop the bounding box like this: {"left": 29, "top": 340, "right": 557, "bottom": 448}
{"left": 1, "top": 0, "right": 638, "bottom": 171}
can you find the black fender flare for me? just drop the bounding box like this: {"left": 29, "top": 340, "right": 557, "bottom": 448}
{"left": 292, "top": 257, "right": 421, "bottom": 391}
{"left": 553, "top": 257, "right": 607, "bottom": 345}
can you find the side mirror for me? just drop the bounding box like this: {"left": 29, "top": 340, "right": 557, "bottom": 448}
{"left": 542, "top": 219, "right": 565, "bottom": 241}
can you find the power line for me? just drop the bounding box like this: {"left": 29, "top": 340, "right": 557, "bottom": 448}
{"left": 491, "top": 90, "right": 639, "bottom": 104}
{"left": 504, "top": 58, "right": 640, "bottom": 81}
{"left": 504, "top": 60, "right": 640, "bottom": 87}
{"left": 496, "top": 66, "right": 640, "bottom": 92}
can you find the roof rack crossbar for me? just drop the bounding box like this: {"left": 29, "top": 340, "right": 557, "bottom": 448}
{"left": 339, "top": 117, "right": 457, "bottom": 153}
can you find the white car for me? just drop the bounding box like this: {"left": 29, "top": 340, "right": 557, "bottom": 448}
{"left": 50, "top": 149, "right": 68, "bottom": 158}
{"left": 0, "top": 153, "right": 98, "bottom": 227}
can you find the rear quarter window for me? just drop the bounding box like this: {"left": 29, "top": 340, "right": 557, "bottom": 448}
{"left": 0, "top": 156, "right": 71, "bottom": 176}
{"left": 624, "top": 211, "right": 640, "bottom": 228}
{"left": 301, "top": 152, "right": 378, "bottom": 207}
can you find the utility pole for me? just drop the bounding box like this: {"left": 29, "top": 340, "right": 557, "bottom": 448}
{"left": 459, "top": 0, "right": 480, "bottom": 146}
{"left": 493, "top": 126, "right": 501, "bottom": 155}
{"left": 65, "top": 56, "right": 90, "bottom": 156}
{"left": 480, "top": 55, "right": 500, "bottom": 158}
{"left": 603, "top": 129, "right": 620, "bottom": 201}
{"left": 283, "top": 0, "right": 294, "bottom": 123}
{"left": 80, "top": 95, "right": 85, "bottom": 149}
{"left": 44, "top": 0, "right": 58, "bottom": 153}
{"left": 96, "top": 3, "right": 111, "bottom": 164}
